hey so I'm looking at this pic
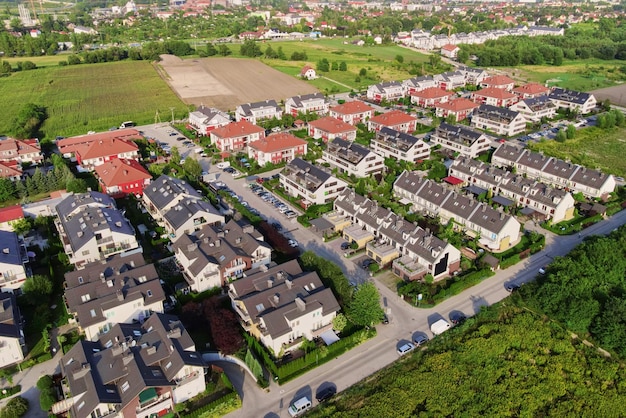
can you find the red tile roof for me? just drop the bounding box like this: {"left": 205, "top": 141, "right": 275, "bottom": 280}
{"left": 0, "top": 138, "right": 41, "bottom": 160}
{"left": 249, "top": 133, "right": 307, "bottom": 153}
{"left": 330, "top": 101, "right": 375, "bottom": 115}
{"left": 0, "top": 205, "right": 24, "bottom": 223}
{"left": 512, "top": 83, "right": 550, "bottom": 96}
{"left": 435, "top": 98, "right": 480, "bottom": 112}
{"left": 473, "top": 87, "right": 517, "bottom": 100}
{"left": 443, "top": 176, "right": 464, "bottom": 185}
{"left": 74, "top": 137, "right": 139, "bottom": 161}
{"left": 57, "top": 129, "right": 143, "bottom": 154}
{"left": 211, "top": 120, "right": 265, "bottom": 138}
{"left": 0, "top": 161, "right": 21, "bottom": 178}
{"left": 369, "top": 110, "right": 417, "bottom": 126}
{"left": 94, "top": 158, "right": 151, "bottom": 187}
{"left": 481, "top": 75, "right": 515, "bottom": 87}
{"left": 411, "top": 87, "right": 454, "bottom": 99}
{"left": 441, "top": 44, "right": 459, "bottom": 51}
{"left": 309, "top": 116, "right": 357, "bottom": 134}
{"left": 301, "top": 65, "right": 314, "bottom": 75}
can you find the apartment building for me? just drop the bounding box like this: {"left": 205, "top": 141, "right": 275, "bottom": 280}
{"left": 434, "top": 97, "right": 479, "bottom": 122}
{"left": 322, "top": 138, "right": 384, "bottom": 177}
{"left": 247, "top": 133, "right": 308, "bottom": 166}
{"left": 307, "top": 116, "right": 358, "bottom": 142}
{"left": 512, "top": 83, "right": 550, "bottom": 99}
{"left": 430, "top": 122, "right": 493, "bottom": 158}
{"left": 279, "top": 158, "right": 348, "bottom": 207}
{"left": 548, "top": 88, "right": 597, "bottom": 114}
{"left": 235, "top": 99, "right": 283, "bottom": 124}
{"left": 509, "top": 96, "right": 557, "bottom": 122}
{"left": 371, "top": 127, "right": 431, "bottom": 163}
{"left": 329, "top": 101, "right": 375, "bottom": 125}
{"left": 470, "top": 104, "right": 526, "bottom": 136}
{"left": 187, "top": 105, "right": 231, "bottom": 136}
{"left": 0, "top": 231, "right": 28, "bottom": 293}
{"left": 368, "top": 110, "right": 417, "bottom": 133}
{"left": 209, "top": 120, "right": 266, "bottom": 153}
{"left": 0, "top": 293, "right": 25, "bottom": 369}
{"left": 366, "top": 81, "right": 404, "bottom": 102}
{"left": 410, "top": 87, "right": 455, "bottom": 107}
{"left": 471, "top": 87, "right": 519, "bottom": 107}
{"left": 285, "top": 93, "right": 329, "bottom": 117}
{"left": 402, "top": 76, "right": 437, "bottom": 95}
{"left": 479, "top": 75, "right": 515, "bottom": 91}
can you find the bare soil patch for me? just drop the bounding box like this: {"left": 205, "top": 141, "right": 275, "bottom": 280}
{"left": 590, "top": 84, "right": 626, "bottom": 107}
{"left": 158, "top": 55, "right": 319, "bottom": 111}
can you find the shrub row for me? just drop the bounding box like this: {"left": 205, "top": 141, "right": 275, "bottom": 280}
{"left": 0, "top": 386, "right": 20, "bottom": 400}
{"left": 432, "top": 269, "right": 495, "bottom": 305}
{"left": 179, "top": 391, "right": 240, "bottom": 418}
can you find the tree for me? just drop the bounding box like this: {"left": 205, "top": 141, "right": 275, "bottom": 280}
{"left": 203, "top": 297, "right": 243, "bottom": 355}
{"left": 555, "top": 129, "right": 567, "bottom": 142}
{"left": 332, "top": 313, "right": 348, "bottom": 332}
{"left": 339, "top": 61, "right": 347, "bottom": 71}
{"left": 317, "top": 58, "right": 330, "bottom": 72}
{"left": 0, "top": 396, "right": 29, "bottom": 418}
{"left": 428, "top": 54, "right": 441, "bottom": 68}
{"left": 206, "top": 43, "right": 218, "bottom": 56}
{"left": 37, "top": 375, "right": 56, "bottom": 413}
{"left": 359, "top": 68, "right": 367, "bottom": 77}
{"left": 183, "top": 157, "right": 202, "bottom": 179}
{"left": 170, "top": 146, "right": 181, "bottom": 164}
{"left": 0, "top": 60, "right": 11, "bottom": 76}
{"left": 0, "top": 178, "right": 16, "bottom": 202}
{"left": 217, "top": 44, "right": 231, "bottom": 56}
{"left": 11, "top": 103, "right": 47, "bottom": 139}
{"left": 240, "top": 39, "right": 262, "bottom": 57}
{"left": 348, "top": 282, "right": 384, "bottom": 327}
{"left": 395, "top": 54, "right": 404, "bottom": 64}
{"left": 9, "top": 218, "right": 32, "bottom": 235}
{"left": 22, "top": 274, "right": 53, "bottom": 305}
{"left": 65, "top": 177, "right": 88, "bottom": 193}
{"left": 264, "top": 44, "right": 277, "bottom": 59}
{"left": 566, "top": 124, "right": 576, "bottom": 139}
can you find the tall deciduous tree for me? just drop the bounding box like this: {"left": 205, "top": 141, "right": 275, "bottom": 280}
{"left": 348, "top": 282, "right": 384, "bottom": 327}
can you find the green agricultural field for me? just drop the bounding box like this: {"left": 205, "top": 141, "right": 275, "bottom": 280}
{"left": 0, "top": 60, "right": 187, "bottom": 139}
{"left": 2, "top": 54, "right": 71, "bottom": 68}
{"left": 250, "top": 39, "right": 430, "bottom": 92}
{"left": 518, "top": 59, "right": 626, "bottom": 91}
{"left": 528, "top": 126, "right": 626, "bottom": 177}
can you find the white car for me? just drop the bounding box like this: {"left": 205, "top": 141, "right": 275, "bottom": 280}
{"left": 397, "top": 342, "right": 415, "bottom": 356}
{"left": 288, "top": 239, "right": 299, "bottom": 248}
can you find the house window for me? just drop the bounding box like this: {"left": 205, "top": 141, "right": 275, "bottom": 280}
{"left": 147, "top": 290, "right": 153, "bottom": 297}
{"left": 90, "top": 309, "right": 96, "bottom": 317}
{"left": 78, "top": 277, "right": 84, "bottom": 284}
{"left": 165, "top": 361, "right": 172, "bottom": 370}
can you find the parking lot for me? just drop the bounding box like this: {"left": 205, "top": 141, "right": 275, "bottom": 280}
{"left": 137, "top": 123, "right": 211, "bottom": 170}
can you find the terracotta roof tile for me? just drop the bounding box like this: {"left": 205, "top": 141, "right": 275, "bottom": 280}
{"left": 0, "top": 205, "right": 24, "bottom": 223}
{"left": 411, "top": 87, "right": 454, "bottom": 99}
{"left": 309, "top": 116, "right": 357, "bottom": 134}
{"left": 330, "top": 101, "right": 375, "bottom": 115}
{"left": 211, "top": 120, "right": 265, "bottom": 138}
{"left": 435, "top": 98, "right": 480, "bottom": 112}
{"left": 369, "top": 110, "right": 417, "bottom": 126}
{"left": 249, "top": 133, "right": 307, "bottom": 153}
{"left": 481, "top": 75, "right": 515, "bottom": 86}
{"left": 441, "top": 43, "right": 459, "bottom": 51}
{"left": 57, "top": 129, "right": 143, "bottom": 153}
{"left": 74, "top": 137, "right": 139, "bottom": 161}
{"left": 512, "top": 83, "right": 550, "bottom": 95}
{"left": 473, "top": 87, "right": 517, "bottom": 100}
{"left": 94, "top": 159, "right": 151, "bottom": 187}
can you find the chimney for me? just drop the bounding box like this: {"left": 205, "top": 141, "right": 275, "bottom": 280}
{"left": 100, "top": 272, "right": 106, "bottom": 282}
{"left": 168, "top": 327, "right": 182, "bottom": 339}
{"left": 146, "top": 345, "right": 157, "bottom": 355}
{"left": 214, "top": 239, "right": 221, "bottom": 247}
{"left": 295, "top": 297, "right": 306, "bottom": 311}
{"left": 122, "top": 352, "right": 134, "bottom": 366}
{"left": 187, "top": 243, "right": 198, "bottom": 252}
{"left": 267, "top": 278, "right": 273, "bottom": 288}
{"left": 111, "top": 343, "right": 123, "bottom": 357}
{"left": 285, "top": 279, "right": 292, "bottom": 289}
{"left": 117, "top": 290, "right": 124, "bottom": 301}
{"left": 73, "top": 363, "right": 91, "bottom": 379}
{"left": 273, "top": 293, "right": 280, "bottom": 304}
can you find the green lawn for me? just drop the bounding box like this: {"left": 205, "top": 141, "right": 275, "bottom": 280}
{"left": 0, "top": 60, "right": 187, "bottom": 139}
{"left": 519, "top": 59, "right": 626, "bottom": 91}
{"left": 527, "top": 126, "right": 626, "bottom": 177}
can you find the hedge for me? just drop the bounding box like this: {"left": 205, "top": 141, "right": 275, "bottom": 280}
{"left": 431, "top": 269, "right": 495, "bottom": 305}
{"left": 0, "top": 386, "right": 20, "bottom": 400}
{"left": 179, "top": 391, "right": 241, "bottom": 418}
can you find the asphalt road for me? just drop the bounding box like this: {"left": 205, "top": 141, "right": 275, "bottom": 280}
{"left": 213, "top": 165, "right": 626, "bottom": 418}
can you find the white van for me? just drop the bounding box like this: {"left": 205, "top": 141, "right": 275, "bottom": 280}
{"left": 120, "top": 121, "right": 135, "bottom": 128}
{"left": 288, "top": 396, "right": 312, "bottom": 417}
{"left": 430, "top": 319, "right": 451, "bottom": 336}
{"left": 216, "top": 161, "right": 231, "bottom": 169}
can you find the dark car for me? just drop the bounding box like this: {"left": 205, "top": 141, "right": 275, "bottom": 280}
{"left": 451, "top": 313, "right": 467, "bottom": 325}
{"left": 381, "top": 314, "right": 389, "bottom": 324}
{"left": 504, "top": 282, "right": 521, "bottom": 293}
{"left": 340, "top": 242, "right": 351, "bottom": 251}
{"left": 316, "top": 387, "right": 336, "bottom": 403}
{"left": 271, "top": 222, "right": 283, "bottom": 231}
{"left": 361, "top": 258, "right": 375, "bottom": 269}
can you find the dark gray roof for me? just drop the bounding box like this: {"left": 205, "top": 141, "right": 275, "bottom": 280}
{"left": 143, "top": 175, "right": 201, "bottom": 212}
{"left": 163, "top": 199, "right": 222, "bottom": 230}
{"left": 326, "top": 138, "right": 370, "bottom": 164}
{"left": 393, "top": 170, "right": 428, "bottom": 195}
{"left": 288, "top": 93, "right": 326, "bottom": 108}
{"left": 61, "top": 313, "right": 204, "bottom": 418}
{"left": 436, "top": 122, "right": 484, "bottom": 145}
{"left": 492, "top": 143, "right": 525, "bottom": 164}
{"left": 475, "top": 104, "right": 520, "bottom": 123}
{"left": 467, "top": 203, "right": 512, "bottom": 234}
{"left": 0, "top": 293, "right": 23, "bottom": 339}
{"left": 55, "top": 191, "right": 115, "bottom": 217}
{"left": 371, "top": 80, "right": 402, "bottom": 92}
{"left": 238, "top": 99, "right": 281, "bottom": 117}
{"left": 521, "top": 95, "right": 555, "bottom": 111}
{"left": 570, "top": 166, "right": 611, "bottom": 188}
{"left": 376, "top": 127, "right": 420, "bottom": 151}
{"left": 0, "top": 231, "right": 23, "bottom": 268}
{"left": 549, "top": 88, "right": 592, "bottom": 105}
{"left": 281, "top": 158, "right": 332, "bottom": 191}
{"left": 64, "top": 255, "right": 165, "bottom": 328}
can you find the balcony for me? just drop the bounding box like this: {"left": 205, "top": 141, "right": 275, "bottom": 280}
{"left": 393, "top": 256, "right": 427, "bottom": 281}
{"left": 136, "top": 389, "right": 172, "bottom": 415}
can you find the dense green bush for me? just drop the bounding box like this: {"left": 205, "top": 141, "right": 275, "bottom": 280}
{"left": 179, "top": 392, "right": 240, "bottom": 418}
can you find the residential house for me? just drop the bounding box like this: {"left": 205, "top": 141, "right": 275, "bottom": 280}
{"left": 235, "top": 100, "right": 283, "bottom": 124}
{"left": 0, "top": 205, "right": 24, "bottom": 232}
{"left": 0, "top": 231, "right": 28, "bottom": 293}
{"left": 187, "top": 106, "right": 231, "bottom": 136}
{"left": 300, "top": 65, "right": 317, "bottom": 80}
{"left": 368, "top": 110, "right": 417, "bottom": 133}
{"left": 548, "top": 88, "right": 597, "bottom": 114}
{"left": 0, "top": 293, "right": 25, "bottom": 369}
{"left": 322, "top": 138, "right": 385, "bottom": 177}
{"left": 410, "top": 87, "right": 455, "bottom": 108}
{"left": 57, "top": 129, "right": 143, "bottom": 158}
{"left": 247, "top": 133, "right": 307, "bottom": 166}
{"left": 509, "top": 96, "right": 557, "bottom": 122}
{"left": 402, "top": 76, "right": 437, "bottom": 95}
{"left": 94, "top": 159, "right": 152, "bottom": 198}
{"left": 54, "top": 192, "right": 140, "bottom": 269}
{"left": 70, "top": 138, "right": 140, "bottom": 170}
{"left": 307, "top": 116, "right": 357, "bottom": 142}
{"left": 366, "top": 81, "right": 405, "bottom": 102}
{"left": 479, "top": 75, "right": 515, "bottom": 91}
{"left": 63, "top": 253, "right": 165, "bottom": 341}
{"left": 285, "top": 93, "right": 329, "bottom": 117}
{"left": 471, "top": 87, "right": 519, "bottom": 107}
{"left": 434, "top": 71, "right": 466, "bottom": 90}
{"left": 329, "top": 101, "right": 375, "bottom": 125}
{"left": 457, "top": 66, "right": 489, "bottom": 86}
{"left": 209, "top": 120, "right": 266, "bottom": 153}
{"left": 279, "top": 158, "right": 348, "bottom": 208}
{"left": 334, "top": 189, "right": 461, "bottom": 280}
{"left": 435, "top": 98, "right": 479, "bottom": 122}
{"left": 0, "top": 138, "right": 43, "bottom": 166}
{"left": 142, "top": 175, "right": 224, "bottom": 241}
{"left": 470, "top": 104, "right": 526, "bottom": 136}
{"left": 229, "top": 260, "right": 340, "bottom": 354}
{"left": 55, "top": 313, "right": 206, "bottom": 418}
{"left": 512, "top": 83, "right": 550, "bottom": 99}
{"left": 371, "top": 127, "right": 431, "bottom": 163}
{"left": 172, "top": 220, "right": 272, "bottom": 292}
{"left": 440, "top": 43, "right": 460, "bottom": 59}
{"left": 393, "top": 171, "right": 521, "bottom": 251}
{"left": 491, "top": 144, "right": 616, "bottom": 198}
{"left": 449, "top": 157, "right": 576, "bottom": 223}
{"left": 0, "top": 162, "right": 22, "bottom": 181}
{"left": 430, "top": 122, "right": 493, "bottom": 158}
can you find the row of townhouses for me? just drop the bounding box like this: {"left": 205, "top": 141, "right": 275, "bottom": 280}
{"left": 332, "top": 189, "right": 461, "bottom": 281}
{"left": 393, "top": 171, "right": 522, "bottom": 251}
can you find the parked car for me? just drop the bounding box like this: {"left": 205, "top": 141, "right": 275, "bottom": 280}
{"left": 285, "top": 211, "right": 297, "bottom": 219}
{"left": 288, "top": 239, "right": 299, "bottom": 248}
{"left": 271, "top": 222, "right": 283, "bottom": 231}
{"left": 341, "top": 242, "right": 351, "bottom": 250}
{"left": 504, "top": 282, "right": 521, "bottom": 292}
{"left": 413, "top": 334, "right": 428, "bottom": 346}
{"left": 538, "top": 266, "right": 546, "bottom": 275}
{"left": 397, "top": 342, "right": 415, "bottom": 356}
{"left": 361, "top": 258, "right": 375, "bottom": 269}
{"left": 316, "top": 387, "right": 336, "bottom": 403}
{"left": 381, "top": 314, "right": 389, "bottom": 324}
{"left": 451, "top": 313, "right": 467, "bottom": 325}
{"left": 288, "top": 397, "right": 312, "bottom": 417}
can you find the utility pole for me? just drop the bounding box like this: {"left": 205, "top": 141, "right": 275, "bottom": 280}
{"left": 169, "top": 107, "right": 175, "bottom": 124}
{"left": 155, "top": 110, "right": 161, "bottom": 125}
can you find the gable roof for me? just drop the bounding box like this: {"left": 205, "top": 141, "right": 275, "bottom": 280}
{"left": 0, "top": 205, "right": 24, "bottom": 224}
{"left": 57, "top": 129, "right": 143, "bottom": 154}
{"left": 94, "top": 159, "right": 151, "bottom": 188}
{"left": 210, "top": 120, "right": 265, "bottom": 138}
{"left": 73, "top": 138, "right": 139, "bottom": 161}
{"left": 512, "top": 83, "right": 550, "bottom": 96}
{"left": 326, "top": 138, "right": 371, "bottom": 164}
{"left": 369, "top": 110, "right": 417, "bottom": 126}
{"left": 435, "top": 97, "right": 479, "bottom": 112}
{"left": 0, "top": 231, "right": 22, "bottom": 268}
{"left": 238, "top": 99, "right": 282, "bottom": 116}
{"left": 481, "top": 75, "right": 515, "bottom": 86}
{"left": 308, "top": 116, "right": 357, "bottom": 134}
{"left": 248, "top": 133, "right": 307, "bottom": 153}
{"left": 549, "top": 87, "right": 593, "bottom": 104}
{"left": 411, "top": 87, "right": 454, "bottom": 99}
{"left": 475, "top": 104, "right": 520, "bottom": 123}
{"left": 330, "top": 100, "right": 375, "bottom": 115}
{"left": 474, "top": 87, "right": 517, "bottom": 100}
{"left": 0, "top": 161, "right": 22, "bottom": 178}
{"left": 441, "top": 43, "right": 460, "bottom": 51}
{"left": 287, "top": 93, "right": 326, "bottom": 108}
{"left": 143, "top": 175, "right": 200, "bottom": 212}
{"left": 0, "top": 293, "right": 22, "bottom": 339}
